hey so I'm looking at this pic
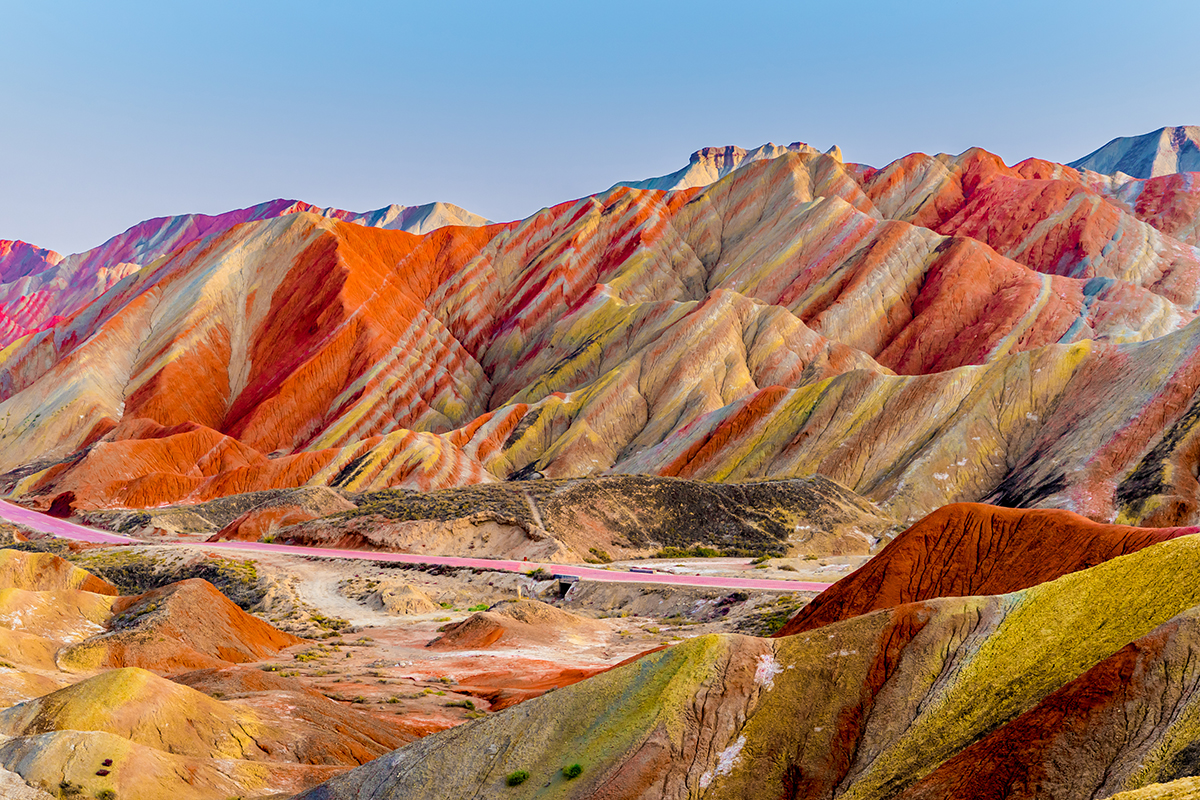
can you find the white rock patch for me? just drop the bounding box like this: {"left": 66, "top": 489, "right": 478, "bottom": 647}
{"left": 754, "top": 653, "right": 783, "bottom": 689}
{"left": 699, "top": 734, "right": 746, "bottom": 788}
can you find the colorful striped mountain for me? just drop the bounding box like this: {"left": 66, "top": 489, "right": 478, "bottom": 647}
{"left": 6, "top": 128, "right": 1200, "bottom": 800}
{"left": 4, "top": 136, "right": 1200, "bottom": 536}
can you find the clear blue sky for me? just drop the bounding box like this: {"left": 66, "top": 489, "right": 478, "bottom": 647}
{"left": 4, "top": 0, "right": 1199, "bottom": 254}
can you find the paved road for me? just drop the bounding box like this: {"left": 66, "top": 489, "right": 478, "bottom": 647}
{"left": 0, "top": 500, "right": 830, "bottom": 594}
{"left": 0, "top": 501, "right": 137, "bottom": 545}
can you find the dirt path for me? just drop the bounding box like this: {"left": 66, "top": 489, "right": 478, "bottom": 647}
{"left": 293, "top": 566, "right": 391, "bottom": 627}
{"left": 237, "top": 550, "right": 395, "bottom": 628}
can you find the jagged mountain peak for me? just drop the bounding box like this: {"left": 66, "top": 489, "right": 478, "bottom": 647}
{"left": 615, "top": 140, "right": 826, "bottom": 192}
{"left": 1070, "top": 125, "right": 1200, "bottom": 178}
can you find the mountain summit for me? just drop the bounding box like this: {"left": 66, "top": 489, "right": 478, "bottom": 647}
{"left": 1070, "top": 125, "right": 1200, "bottom": 178}
{"left": 614, "top": 141, "right": 832, "bottom": 191}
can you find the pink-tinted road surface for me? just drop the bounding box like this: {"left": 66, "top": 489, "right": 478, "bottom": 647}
{"left": 0, "top": 500, "right": 830, "bottom": 594}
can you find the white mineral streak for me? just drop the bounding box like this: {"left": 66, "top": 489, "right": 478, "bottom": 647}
{"left": 755, "top": 652, "right": 783, "bottom": 689}
{"left": 699, "top": 734, "right": 747, "bottom": 788}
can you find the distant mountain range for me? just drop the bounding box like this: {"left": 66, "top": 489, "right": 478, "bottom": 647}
{"left": 1070, "top": 125, "right": 1200, "bottom": 178}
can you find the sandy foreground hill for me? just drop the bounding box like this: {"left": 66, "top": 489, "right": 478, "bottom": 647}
{"left": 0, "top": 531, "right": 823, "bottom": 799}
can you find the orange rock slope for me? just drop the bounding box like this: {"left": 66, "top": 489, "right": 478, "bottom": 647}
{"left": 776, "top": 502, "right": 1200, "bottom": 636}
{"left": 5, "top": 142, "right": 1200, "bottom": 528}
{"left": 58, "top": 578, "right": 302, "bottom": 672}
{"left": 0, "top": 199, "right": 488, "bottom": 349}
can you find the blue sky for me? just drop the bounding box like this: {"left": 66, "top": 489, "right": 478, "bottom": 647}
{"left": 4, "top": 0, "right": 1199, "bottom": 254}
